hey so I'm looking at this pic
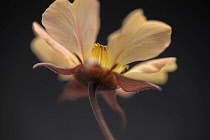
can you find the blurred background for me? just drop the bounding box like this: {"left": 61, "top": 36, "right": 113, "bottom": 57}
{"left": 1, "top": 0, "right": 209, "bottom": 140}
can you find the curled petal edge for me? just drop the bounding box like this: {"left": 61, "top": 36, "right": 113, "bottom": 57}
{"left": 126, "top": 57, "right": 177, "bottom": 74}
{"left": 123, "top": 57, "right": 177, "bottom": 85}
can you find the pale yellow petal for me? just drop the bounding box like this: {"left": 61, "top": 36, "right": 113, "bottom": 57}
{"left": 31, "top": 36, "right": 74, "bottom": 81}
{"left": 31, "top": 36, "right": 69, "bottom": 67}
{"left": 107, "top": 9, "right": 146, "bottom": 68}
{"left": 108, "top": 9, "right": 146, "bottom": 43}
{"left": 124, "top": 58, "right": 177, "bottom": 85}
{"left": 107, "top": 9, "right": 171, "bottom": 68}
{"left": 42, "top": 0, "right": 100, "bottom": 61}
{"left": 32, "top": 22, "right": 79, "bottom": 66}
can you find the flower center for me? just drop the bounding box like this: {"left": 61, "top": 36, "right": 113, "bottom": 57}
{"left": 90, "top": 43, "right": 129, "bottom": 73}
{"left": 74, "top": 65, "right": 118, "bottom": 91}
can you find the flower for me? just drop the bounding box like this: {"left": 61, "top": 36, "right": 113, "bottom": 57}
{"left": 31, "top": 0, "right": 177, "bottom": 139}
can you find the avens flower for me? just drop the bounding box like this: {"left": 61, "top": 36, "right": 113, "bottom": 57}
{"left": 31, "top": 0, "right": 177, "bottom": 139}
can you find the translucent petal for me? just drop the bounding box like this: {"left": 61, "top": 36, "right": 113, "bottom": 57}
{"left": 42, "top": 0, "right": 100, "bottom": 61}
{"left": 107, "top": 9, "right": 171, "bottom": 68}
{"left": 32, "top": 22, "right": 79, "bottom": 66}
{"left": 31, "top": 36, "right": 75, "bottom": 81}
{"left": 31, "top": 36, "right": 73, "bottom": 67}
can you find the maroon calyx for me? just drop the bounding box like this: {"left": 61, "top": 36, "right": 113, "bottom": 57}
{"left": 74, "top": 65, "right": 118, "bottom": 90}
{"left": 113, "top": 72, "right": 161, "bottom": 92}
{"left": 101, "top": 90, "right": 126, "bottom": 129}
{"left": 33, "top": 63, "right": 81, "bottom": 75}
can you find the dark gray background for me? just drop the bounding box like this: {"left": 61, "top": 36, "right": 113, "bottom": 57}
{"left": 1, "top": 0, "right": 209, "bottom": 140}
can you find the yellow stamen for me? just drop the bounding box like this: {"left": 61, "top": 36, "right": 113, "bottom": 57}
{"left": 113, "top": 65, "right": 129, "bottom": 73}
{"left": 90, "top": 43, "right": 129, "bottom": 73}
{"left": 91, "top": 43, "right": 108, "bottom": 68}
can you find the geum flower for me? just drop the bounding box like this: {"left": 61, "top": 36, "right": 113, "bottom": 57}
{"left": 31, "top": 0, "right": 177, "bottom": 139}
